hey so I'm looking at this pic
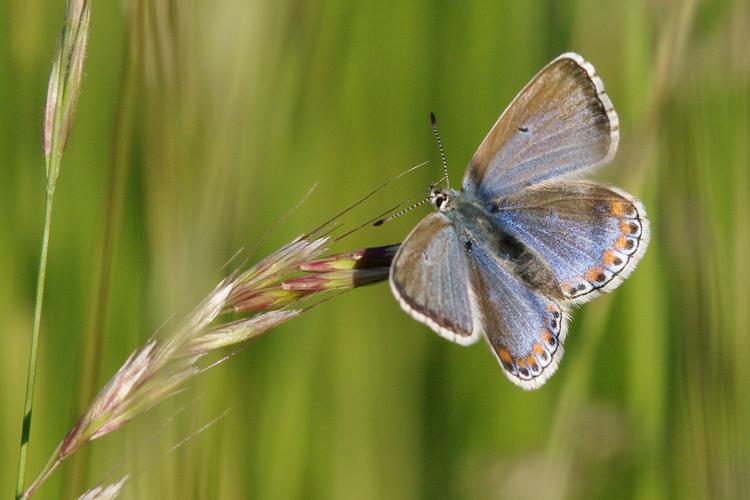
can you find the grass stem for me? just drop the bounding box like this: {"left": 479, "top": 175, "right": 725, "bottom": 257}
{"left": 15, "top": 191, "right": 56, "bottom": 499}
{"left": 19, "top": 443, "right": 62, "bottom": 500}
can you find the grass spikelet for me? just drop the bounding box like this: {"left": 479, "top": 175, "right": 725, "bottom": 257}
{"left": 20, "top": 225, "right": 397, "bottom": 498}
{"left": 76, "top": 475, "right": 129, "bottom": 500}
{"left": 43, "top": 0, "right": 91, "bottom": 189}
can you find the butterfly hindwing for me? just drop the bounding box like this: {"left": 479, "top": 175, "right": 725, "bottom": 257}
{"left": 492, "top": 181, "right": 650, "bottom": 304}
{"left": 463, "top": 53, "right": 619, "bottom": 199}
{"left": 466, "top": 237, "right": 569, "bottom": 390}
{"left": 390, "top": 212, "right": 481, "bottom": 345}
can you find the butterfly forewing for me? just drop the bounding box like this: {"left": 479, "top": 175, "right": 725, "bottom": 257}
{"left": 462, "top": 53, "right": 619, "bottom": 199}
{"left": 390, "top": 212, "right": 481, "bottom": 345}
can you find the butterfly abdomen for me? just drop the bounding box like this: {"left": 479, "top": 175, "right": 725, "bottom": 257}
{"left": 449, "top": 198, "right": 564, "bottom": 301}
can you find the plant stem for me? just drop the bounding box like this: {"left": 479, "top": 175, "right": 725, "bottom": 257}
{"left": 19, "top": 442, "right": 62, "bottom": 500}
{"left": 16, "top": 190, "right": 56, "bottom": 499}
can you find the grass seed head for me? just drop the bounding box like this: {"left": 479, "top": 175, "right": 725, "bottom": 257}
{"left": 54, "top": 234, "right": 395, "bottom": 464}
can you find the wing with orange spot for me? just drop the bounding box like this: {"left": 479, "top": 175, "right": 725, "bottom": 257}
{"left": 467, "top": 237, "right": 569, "bottom": 390}
{"left": 492, "top": 181, "right": 650, "bottom": 304}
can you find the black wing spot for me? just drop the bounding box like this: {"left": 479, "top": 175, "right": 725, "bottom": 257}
{"left": 518, "top": 125, "right": 529, "bottom": 133}
{"left": 464, "top": 240, "right": 473, "bottom": 252}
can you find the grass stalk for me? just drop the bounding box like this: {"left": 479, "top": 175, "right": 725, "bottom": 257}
{"left": 14, "top": 0, "right": 92, "bottom": 496}
{"left": 15, "top": 193, "right": 55, "bottom": 499}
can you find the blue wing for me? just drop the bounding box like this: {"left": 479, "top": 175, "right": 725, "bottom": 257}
{"left": 492, "top": 181, "right": 650, "bottom": 304}
{"left": 466, "top": 236, "right": 569, "bottom": 390}
{"left": 463, "top": 53, "right": 618, "bottom": 200}
{"left": 390, "top": 212, "right": 482, "bottom": 345}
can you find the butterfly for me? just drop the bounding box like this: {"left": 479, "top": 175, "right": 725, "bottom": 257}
{"left": 390, "top": 53, "right": 649, "bottom": 390}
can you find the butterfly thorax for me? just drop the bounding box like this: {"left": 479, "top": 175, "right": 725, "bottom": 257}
{"left": 429, "top": 185, "right": 458, "bottom": 212}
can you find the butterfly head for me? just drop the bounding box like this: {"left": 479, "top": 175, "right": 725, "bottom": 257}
{"left": 429, "top": 184, "right": 456, "bottom": 212}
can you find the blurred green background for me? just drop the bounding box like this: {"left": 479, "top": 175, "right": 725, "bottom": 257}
{"left": 2, "top": 0, "right": 749, "bottom": 498}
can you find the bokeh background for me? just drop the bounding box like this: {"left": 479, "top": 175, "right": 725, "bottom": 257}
{"left": 2, "top": 0, "right": 749, "bottom": 498}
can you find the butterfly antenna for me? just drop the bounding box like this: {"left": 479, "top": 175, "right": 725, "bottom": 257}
{"left": 430, "top": 112, "right": 450, "bottom": 190}
{"left": 372, "top": 175, "right": 444, "bottom": 227}
{"left": 373, "top": 197, "right": 430, "bottom": 227}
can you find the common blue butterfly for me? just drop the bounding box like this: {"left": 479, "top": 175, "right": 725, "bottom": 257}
{"left": 390, "top": 53, "right": 650, "bottom": 390}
